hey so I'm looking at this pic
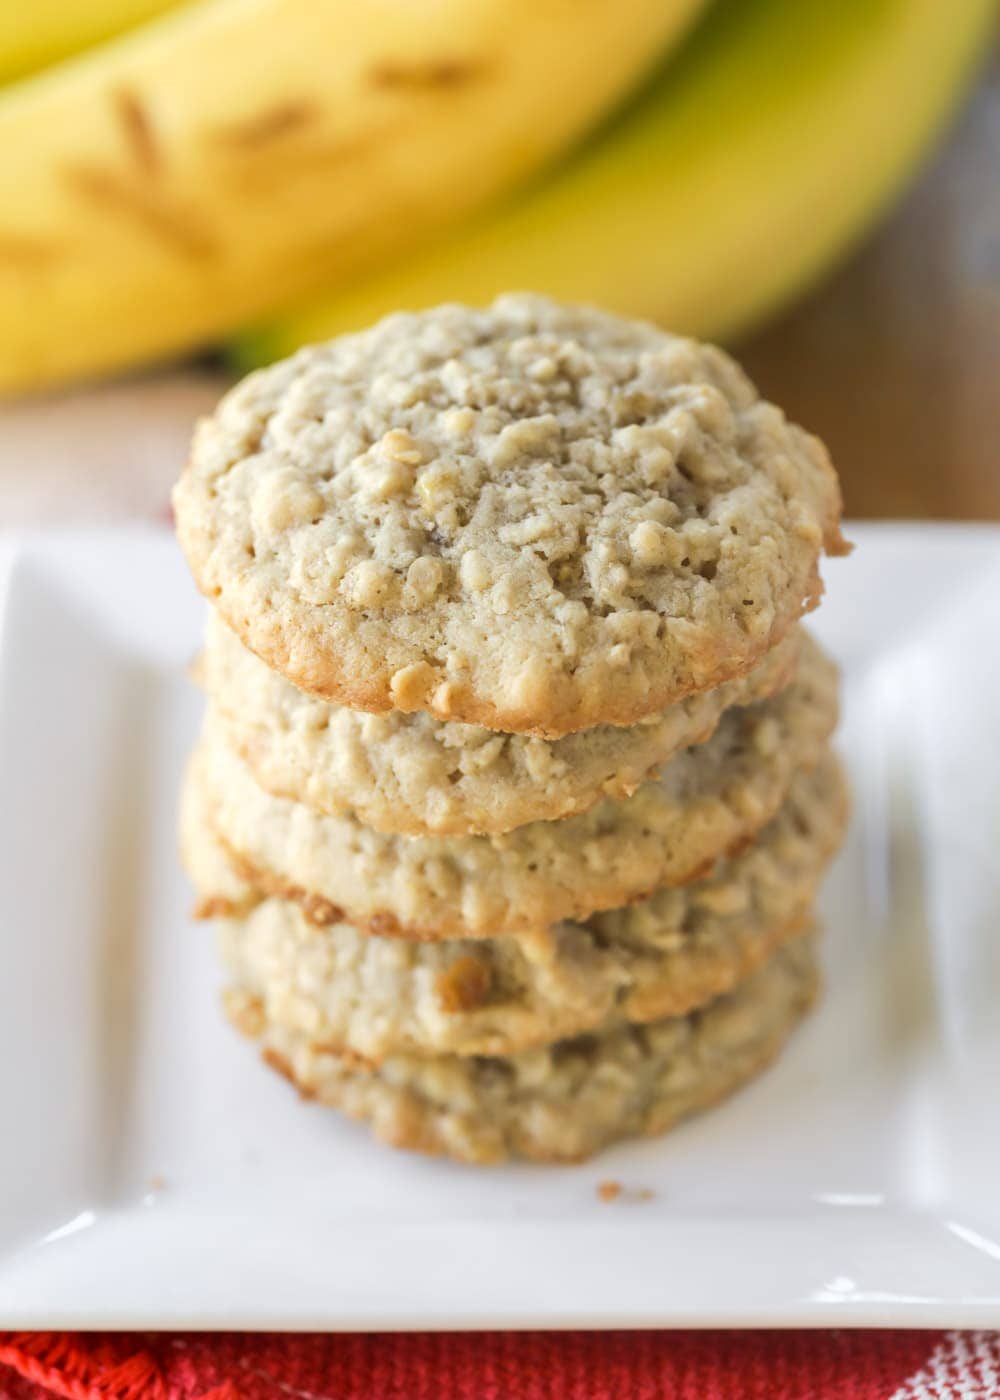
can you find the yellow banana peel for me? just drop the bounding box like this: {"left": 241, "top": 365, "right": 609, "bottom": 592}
{"left": 242, "top": 0, "right": 995, "bottom": 366}
{"left": 0, "top": 0, "right": 179, "bottom": 85}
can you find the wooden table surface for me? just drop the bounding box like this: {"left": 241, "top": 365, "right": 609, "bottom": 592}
{"left": 739, "top": 40, "right": 999, "bottom": 522}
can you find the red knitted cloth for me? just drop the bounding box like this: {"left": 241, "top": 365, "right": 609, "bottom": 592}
{"left": 2, "top": 1330, "right": 999, "bottom": 1400}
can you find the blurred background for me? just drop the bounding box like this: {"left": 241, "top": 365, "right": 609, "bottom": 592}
{"left": 0, "top": 0, "right": 996, "bottom": 523}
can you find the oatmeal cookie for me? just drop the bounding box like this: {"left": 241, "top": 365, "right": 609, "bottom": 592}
{"left": 224, "top": 937, "right": 820, "bottom": 1164}
{"left": 202, "top": 610, "right": 799, "bottom": 835}
{"left": 174, "top": 295, "right": 845, "bottom": 735}
{"left": 213, "top": 755, "right": 845, "bottom": 1059}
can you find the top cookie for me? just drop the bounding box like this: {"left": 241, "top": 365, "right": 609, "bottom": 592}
{"left": 174, "top": 294, "right": 846, "bottom": 736}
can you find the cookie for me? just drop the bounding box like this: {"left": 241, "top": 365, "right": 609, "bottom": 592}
{"left": 213, "top": 755, "right": 846, "bottom": 1060}
{"left": 174, "top": 294, "right": 846, "bottom": 737}
{"left": 188, "top": 634, "right": 838, "bottom": 940}
{"left": 202, "top": 609, "right": 800, "bottom": 835}
{"left": 224, "top": 937, "right": 819, "bottom": 1164}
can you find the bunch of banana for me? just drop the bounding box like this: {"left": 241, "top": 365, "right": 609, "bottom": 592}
{"left": 0, "top": 0, "right": 703, "bottom": 395}
{"left": 0, "top": 0, "right": 992, "bottom": 395}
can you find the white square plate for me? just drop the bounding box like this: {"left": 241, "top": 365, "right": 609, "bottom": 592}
{"left": 0, "top": 524, "right": 998, "bottom": 1330}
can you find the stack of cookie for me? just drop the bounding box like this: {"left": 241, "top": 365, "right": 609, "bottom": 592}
{"left": 174, "top": 295, "right": 848, "bottom": 1165}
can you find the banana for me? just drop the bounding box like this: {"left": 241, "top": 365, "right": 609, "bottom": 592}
{"left": 0, "top": 0, "right": 705, "bottom": 395}
{"left": 242, "top": 0, "right": 995, "bottom": 365}
{"left": 0, "top": 0, "right": 179, "bottom": 85}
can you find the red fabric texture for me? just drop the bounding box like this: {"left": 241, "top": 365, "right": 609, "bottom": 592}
{"left": 2, "top": 1330, "right": 1000, "bottom": 1400}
